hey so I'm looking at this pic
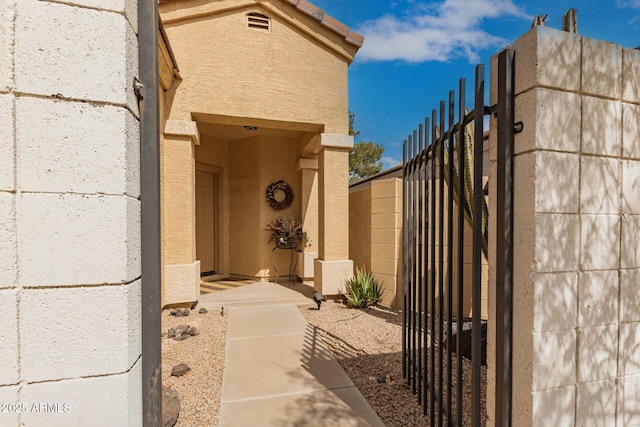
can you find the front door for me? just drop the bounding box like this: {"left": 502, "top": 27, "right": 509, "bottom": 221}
{"left": 196, "top": 170, "right": 216, "bottom": 275}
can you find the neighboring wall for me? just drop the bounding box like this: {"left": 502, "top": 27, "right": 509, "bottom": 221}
{"left": 349, "top": 177, "right": 403, "bottom": 307}
{"left": 486, "top": 27, "right": 640, "bottom": 426}
{"left": 349, "top": 164, "right": 489, "bottom": 315}
{"left": 0, "top": 0, "right": 141, "bottom": 425}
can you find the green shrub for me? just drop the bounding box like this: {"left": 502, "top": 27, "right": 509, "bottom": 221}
{"left": 343, "top": 267, "right": 384, "bottom": 308}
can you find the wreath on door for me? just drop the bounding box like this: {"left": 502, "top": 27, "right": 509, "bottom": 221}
{"left": 266, "top": 180, "right": 294, "bottom": 210}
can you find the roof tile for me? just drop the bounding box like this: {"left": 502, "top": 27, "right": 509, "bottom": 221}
{"left": 345, "top": 30, "right": 364, "bottom": 48}
{"left": 296, "top": 0, "right": 324, "bottom": 21}
{"left": 320, "top": 14, "right": 349, "bottom": 37}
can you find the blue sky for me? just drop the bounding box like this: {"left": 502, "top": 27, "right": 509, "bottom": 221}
{"left": 310, "top": 0, "right": 640, "bottom": 169}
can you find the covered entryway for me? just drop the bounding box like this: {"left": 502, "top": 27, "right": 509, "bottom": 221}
{"left": 158, "top": 0, "right": 363, "bottom": 307}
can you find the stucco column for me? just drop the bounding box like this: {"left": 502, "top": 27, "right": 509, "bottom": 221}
{"left": 297, "top": 158, "right": 319, "bottom": 280}
{"left": 313, "top": 134, "right": 354, "bottom": 294}
{"left": 162, "top": 120, "right": 200, "bottom": 305}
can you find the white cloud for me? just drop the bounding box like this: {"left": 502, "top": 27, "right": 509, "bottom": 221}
{"left": 355, "top": 0, "right": 531, "bottom": 63}
{"left": 617, "top": 0, "right": 640, "bottom": 8}
{"left": 382, "top": 156, "right": 401, "bottom": 169}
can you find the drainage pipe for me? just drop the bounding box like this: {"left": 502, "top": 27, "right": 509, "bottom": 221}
{"left": 139, "top": 0, "right": 161, "bottom": 425}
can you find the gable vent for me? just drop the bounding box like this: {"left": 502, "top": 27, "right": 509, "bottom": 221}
{"left": 247, "top": 13, "right": 270, "bottom": 30}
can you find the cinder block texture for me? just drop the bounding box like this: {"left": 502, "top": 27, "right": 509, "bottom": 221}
{"left": 620, "top": 269, "right": 640, "bottom": 322}
{"left": 536, "top": 152, "right": 579, "bottom": 213}
{"left": 21, "top": 358, "right": 142, "bottom": 426}
{"left": 533, "top": 272, "right": 577, "bottom": 332}
{"left": 578, "top": 270, "right": 618, "bottom": 327}
{"left": 20, "top": 281, "right": 141, "bottom": 382}
{"left": 618, "top": 374, "right": 640, "bottom": 427}
{"left": 623, "top": 48, "right": 640, "bottom": 103}
{"left": 511, "top": 26, "right": 581, "bottom": 95}
{"left": 578, "top": 325, "right": 618, "bottom": 382}
{"left": 532, "top": 386, "right": 575, "bottom": 427}
{"left": 45, "top": 0, "right": 138, "bottom": 34}
{"left": 581, "top": 37, "right": 622, "bottom": 99}
{"left": 580, "top": 157, "right": 619, "bottom": 214}
{"left": 0, "top": 386, "right": 19, "bottom": 427}
{"left": 582, "top": 96, "right": 622, "bottom": 156}
{"left": 0, "top": 290, "right": 19, "bottom": 385}
{"left": 514, "top": 89, "right": 581, "bottom": 155}
{"left": 622, "top": 103, "right": 640, "bottom": 159}
{"left": 0, "top": 1, "right": 15, "bottom": 92}
{"left": 0, "top": 94, "right": 14, "bottom": 191}
{"left": 622, "top": 160, "right": 640, "bottom": 215}
{"left": 536, "top": 214, "right": 579, "bottom": 273}
{"left": 0, "top": 192, "right": 16, "bottom": 289}
{"left": 532, "top": 329, "right": 576, "bottom": 390}
{"left": 18, "top": 194, "right": 140, "bottom": 286}
{"left": 580, "top": 215, "right": 620, "bottom": 271}
{"left": 16, "top": 97, "right": 140, "bottom": 196}
{"left": 15, "top": 0, "right": 138, "bottom": 111}
{"left": 618, "top": 322, "right": 640, "bottom": 376}
{"left": 576, "top": 379, "right": 617, "bottom": 427}
{"left": 621, "top": 215, "right": 640, "bottom": 269}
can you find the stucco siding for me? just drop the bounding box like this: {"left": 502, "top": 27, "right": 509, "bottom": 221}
{"left": 162, "top": 3, "right": 349, "bottom": 134}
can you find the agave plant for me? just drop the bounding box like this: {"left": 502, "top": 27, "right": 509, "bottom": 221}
{"left": 434, "top": 109, "right": 489, "bottom": 259}
{"left": 343, "top": 267, "right": 384, "bottom": 308}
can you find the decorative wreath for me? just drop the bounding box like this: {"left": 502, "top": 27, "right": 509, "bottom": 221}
{"left": 266, "top": 180, "right": 294, "bottom": 210}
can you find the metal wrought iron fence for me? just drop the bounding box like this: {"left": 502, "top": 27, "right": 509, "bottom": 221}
{"left": 402, "top": 49, "right": 516, "bottom": 427}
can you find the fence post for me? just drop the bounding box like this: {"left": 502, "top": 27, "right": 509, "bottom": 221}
{"left": 494, "top": 48, "right": 514, "bottom": 427}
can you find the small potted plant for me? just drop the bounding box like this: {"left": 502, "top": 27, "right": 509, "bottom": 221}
{"left": 264, "top": 216, "right": 310, "bottom": 249}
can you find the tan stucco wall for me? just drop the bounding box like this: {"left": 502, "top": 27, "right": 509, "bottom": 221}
{"left": 319, "top": 147, "right": 350, "bottom": 260}
{"left": 158, "top": 0, "right": 358, "bottom": 302}
{"left": 160, "top": 0, "right": 351, "bottom": 134}
{"left": 226, "top": 135, "right": 301, "bottom": 279}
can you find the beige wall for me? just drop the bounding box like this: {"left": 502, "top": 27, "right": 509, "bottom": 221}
{"left": 486, "top": 27, "right": 640, "bottom": 426}
{"left": 349, "top": 179, "right": 403, "bottom": 307}
{"left": 158, "top": 0, "right": 358, "bottom": 302}
{"left": 349, "top": 175, "right": 489, "bottom": 313}
{"left": 160, "top": 0, "right": 351, "bottom": 134}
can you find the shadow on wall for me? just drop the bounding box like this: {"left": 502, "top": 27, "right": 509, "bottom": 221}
{"left": 508, "top": 26, "right": 640, "bottom": 425}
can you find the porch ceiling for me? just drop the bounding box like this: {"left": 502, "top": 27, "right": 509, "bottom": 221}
{"left": 196, "top": 122, "right": 313, "bottom": 142}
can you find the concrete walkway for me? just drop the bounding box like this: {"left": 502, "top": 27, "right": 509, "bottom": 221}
{"left": 198, "top": 282, "right": 385, "bottom": 426}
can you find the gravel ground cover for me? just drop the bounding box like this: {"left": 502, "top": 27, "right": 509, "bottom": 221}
{"left": 299, "top": 300, "right": 487, "bottom": 427}
{"left": 161, "top": 308, "right": 228, "bottom": 427}
{"left": 160, "top": 293, "right": 485, "bottom": 426}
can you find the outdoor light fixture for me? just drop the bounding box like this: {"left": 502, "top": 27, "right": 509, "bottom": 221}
{"left": 313, "top": 292, "right": 324, "bottom": 310}
{"left": 243, "top": 125, "right": 258, "bottom": 131}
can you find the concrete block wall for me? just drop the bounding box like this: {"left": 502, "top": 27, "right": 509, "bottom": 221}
{"left": 348, "top": 173, "right": 489, "bottom": 314}
{"left": 349, "top": 178, "right": 403, "bottom": 307}
{"left": 488, "top": 26, "right": 640, "bottom": 426}
{"left": 0, "top": 0, "right": 141, "bottom": 425}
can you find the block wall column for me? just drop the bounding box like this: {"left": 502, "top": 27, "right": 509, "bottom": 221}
{"left": 162, "top": 120, "right": 200, "bottom": 305}
{"left": 488, "top": 26, "right": 640, "bottom": 426}
{"left": 1, "top": 0, "right": 142, "bottom": 425}
{"left": 314, "top": 134, "right": 354, "bottom": 294}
